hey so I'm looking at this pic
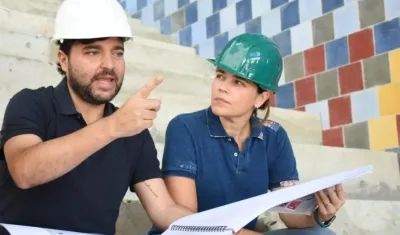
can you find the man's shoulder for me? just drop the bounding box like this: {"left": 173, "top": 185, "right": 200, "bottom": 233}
{"left": 10, "top": 85, "right": 56, "bottom": 105}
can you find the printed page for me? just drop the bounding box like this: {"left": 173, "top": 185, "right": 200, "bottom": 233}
{"left": 267, "top": 194, "right": 317, "bottom": 215}
{"left": 162, "top": 165, "right": 373, "bottom": 234}
{"left": 0, "top": 224, "right": 99, "bottom": 235}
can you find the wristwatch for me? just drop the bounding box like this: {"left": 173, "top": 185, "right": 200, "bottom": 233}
{"left": 313, "top": 207, "right": 336, "bottom": 228}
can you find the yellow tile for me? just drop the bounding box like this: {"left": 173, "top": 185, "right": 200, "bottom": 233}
{"left": 378, "top": 83, "right": 400, "bottom": 116}
{"left": 389, "top": 49, "right": 400, "bottom": 83}
{"left": 368, "top": 115, "right": 398, "bottom": 150}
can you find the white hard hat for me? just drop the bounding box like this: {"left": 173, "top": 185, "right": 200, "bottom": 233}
{"left": 51, "top": 0, "right": 134, "bottom": 43}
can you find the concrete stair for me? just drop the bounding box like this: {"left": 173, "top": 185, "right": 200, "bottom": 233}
{"left": 0, "top": 1, "right": 399, "bottom": 235}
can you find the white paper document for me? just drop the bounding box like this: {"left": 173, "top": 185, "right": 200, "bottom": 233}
{"left": 0, "top": 165, "right": 373, "bottom": 235}
{"left": 161, "top": 165, "right": 374, "bottom": 235}
{"left": 0, "top": 223, "right": 101, "bottom": 235}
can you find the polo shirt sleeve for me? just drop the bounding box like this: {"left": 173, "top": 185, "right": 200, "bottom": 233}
{"left": 130, "top": 129, "right": 162, "bottom": 187}
{"left": 268, "top": 126, "right": 300, "bottom": 190}
{"left": 0, "top": 89, "right": 47, "bottom": 151}
{"left": 161, "top": 115, "right": 197, "bottom": 179}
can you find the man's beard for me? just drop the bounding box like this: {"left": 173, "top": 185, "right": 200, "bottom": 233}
{"left": 67, "top": 67, "right": 123, "bottom": 105}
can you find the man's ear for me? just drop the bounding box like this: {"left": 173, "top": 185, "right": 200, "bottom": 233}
{"left": 57, "top": 50, "right": 68, "bottom": 73}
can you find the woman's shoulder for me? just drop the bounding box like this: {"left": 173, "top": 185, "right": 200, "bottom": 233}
{"left": 168, "top": 108, "right": 208, "bottom": 128}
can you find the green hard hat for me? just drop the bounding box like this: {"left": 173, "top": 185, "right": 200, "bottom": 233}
{"left": 207, "top": 33, "right": 283, "bottom": 92}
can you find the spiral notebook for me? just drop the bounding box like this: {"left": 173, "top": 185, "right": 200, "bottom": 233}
{"left": 161, "top": 165, "right": 374, "bottom": 234}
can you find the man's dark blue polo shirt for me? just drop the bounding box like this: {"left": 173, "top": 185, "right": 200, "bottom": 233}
{"left": 0, "top": 78, "right": 162, "bottom": 235}
{"left": 158, "top": 107, "right": 299, "bottom": 232}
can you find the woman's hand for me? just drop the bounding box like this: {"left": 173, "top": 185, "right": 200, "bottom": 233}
{"left": 314, "top": 184, "right": 346, "bottom": 221}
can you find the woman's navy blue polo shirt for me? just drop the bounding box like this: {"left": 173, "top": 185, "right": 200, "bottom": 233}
{"left": 161, "top": 107, "right": 300, "bottom": 231}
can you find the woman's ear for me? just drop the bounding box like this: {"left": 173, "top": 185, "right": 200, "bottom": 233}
{"left": 255, "top": 91, "right": 270, "bottom": 108}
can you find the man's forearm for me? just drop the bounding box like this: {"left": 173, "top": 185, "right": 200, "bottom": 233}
{"left": 11, "top": 116, "right": 117, "bottom": 189}
{"left": 279, "top": 213, "right": 316, "bottom": 229}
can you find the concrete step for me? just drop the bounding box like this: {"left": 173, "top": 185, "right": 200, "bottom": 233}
{"left": 0, "top": 0, "right": 60, "bottom": 13}
{"left": 135, "top": 92, "right": 323, "bottom": 145}
{"left": 0, "top": 6, "right": 177, "bottom": 44}
{"left": 0, "top": 28, "right": 212, "bottom": 77}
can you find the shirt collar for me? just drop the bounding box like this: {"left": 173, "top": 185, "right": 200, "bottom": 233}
{"left": 54, "top": 78, "right": 114, "bottom": 116}
{"left": 205, "top": 106, "right": 264, "bottom": 140}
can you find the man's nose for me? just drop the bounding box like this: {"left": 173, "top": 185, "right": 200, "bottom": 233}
{"left": 100, "top": 53, "right": 115, "bottom": 69}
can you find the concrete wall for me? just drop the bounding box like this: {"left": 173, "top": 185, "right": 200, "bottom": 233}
{"left": 119, "top": 0, "right": 400, "bottom": 155}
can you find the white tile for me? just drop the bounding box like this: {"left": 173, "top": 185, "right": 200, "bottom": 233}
{"left": 228, "top": 24, "right": 245, "bottom": 40}
{"left": 198, "top": 38, "right": 215, "bottom": 58}
{"left": 220, "top": 3, "right": 237, "bottom": 33}
{"left": 261, "top": 9, "right": 281, "bottom": 37}
{"left": 141, "top": 5, "right": 155, "bottom": 26}
{"left": 298, "top": 0, "right": 322, "bottom": 23}
{"left": 191, "top": 20, "right": 208, "bottom": 45}
{"left": 278, "top": 67, "right": 286, "bottom": 86}
{"left": 305, "top": 100, "right": 330, "bottom": 130}
{"left": 164, "top": 0, "right": 178, "bottom": 16}
{"left": 252, "top": 0, "right": 271, "bottom": 19}
{"left": 290, "top": 21, "right": 313, "bottom": 54}
{"left": 350, "top": 88, "right": 379, "bottom": 123}
{"left": 384, "top": 0, "right": 400, "bottom": 20}
{"left": 197, "top": 0, "right": 213, "bottom": 21}
{"left": 333, "top": 1, "right": 360, "bottom": 39}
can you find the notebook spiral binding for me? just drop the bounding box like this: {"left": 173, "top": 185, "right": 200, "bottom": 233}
{"left": 170, "top": 225, "right": 233, "bottom": 232}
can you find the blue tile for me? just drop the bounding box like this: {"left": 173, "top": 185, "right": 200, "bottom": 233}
{"left": 213, "top": 0, "right": 227, "bottom": 13}
{"left": 281, "top": 0, "right": 300, "bottom": 31}
{"left": 178, "top": 0, "right": 190, "bottom": 8}
{"left": 132, "top": 11, "right": 142, "bottom": 19}
{"left": 272, "top": 30, "right": 292, "bottom": 57}
{"left": 325, "top": 36, "right": 349, "bottom": 69}
{"left": 236, "top": 0, "right": 252, "bottom": 25}
{"left": 117, "top": 0, "right": 126, "bottom": 9}
{"left": 214, "top": 32, "right": 229, "bottom": 55}
{"left": 137, "top": 0, "right": 147, "bottom": 10}
{"left": 179, "top": 26, "right": 192, "bottom": 46}
{"left": 185, "top": 2, "right": 198, "bottom": 25}
{"left": 153, "top": 0, "right": 164, "bottom": 21}
{"left": 245, "top": 17, "right": 261, "bottom": 33}
{"left": 276, "top": 82, "right": 295, "bottom": 109}
{"left": 160, "top": 16, "right": 172, "bottom": 34}
{"left": 322, "top": 0, "right": 344, "bottom": 14}
{"left": 206, "top": 12, "right": 221, "bottom": 38}
{"left": 271, "top": 0, "right": 288, "bottom": 9}
{"left": 374, "top": 17, "right": 400, "bottom": 54}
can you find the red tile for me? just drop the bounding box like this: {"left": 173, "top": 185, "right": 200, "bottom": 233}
{"left": 338, "top": 62, "right": 364, "bottom": 95}
{"left": 269, "top": 93, "right": 276, "bottom": 107}
{"left": 322, "top": 127, "right": 344, "bottom": 147}
{"left": 397, "top": 115, "right": 400, "bottom": 146}
{"left": 328, "top": 96, "right": 352, "bottom": 127}
{"left": 304, "top": 45, "right": 326, "bottom": 75}
{"left": 295, "top": 76, "right": 316, "bottom": 106}
{"left": 348, "top": 28, "right": 375, "bottom": 63}
{"left": 294, "top": 106, "right": 305, "bottom": 112}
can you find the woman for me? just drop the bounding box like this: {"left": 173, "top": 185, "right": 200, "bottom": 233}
{"left": 150, "top": 33, "right": 344, "bottom": 235}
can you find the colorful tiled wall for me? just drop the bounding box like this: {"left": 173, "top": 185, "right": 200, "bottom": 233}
{"left": 121, "top": 0, "right": 400, "bottom": 153}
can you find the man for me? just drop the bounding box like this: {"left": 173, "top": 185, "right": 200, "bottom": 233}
{"left": 0, "top": 0, "right": 193, "bottom": 234}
